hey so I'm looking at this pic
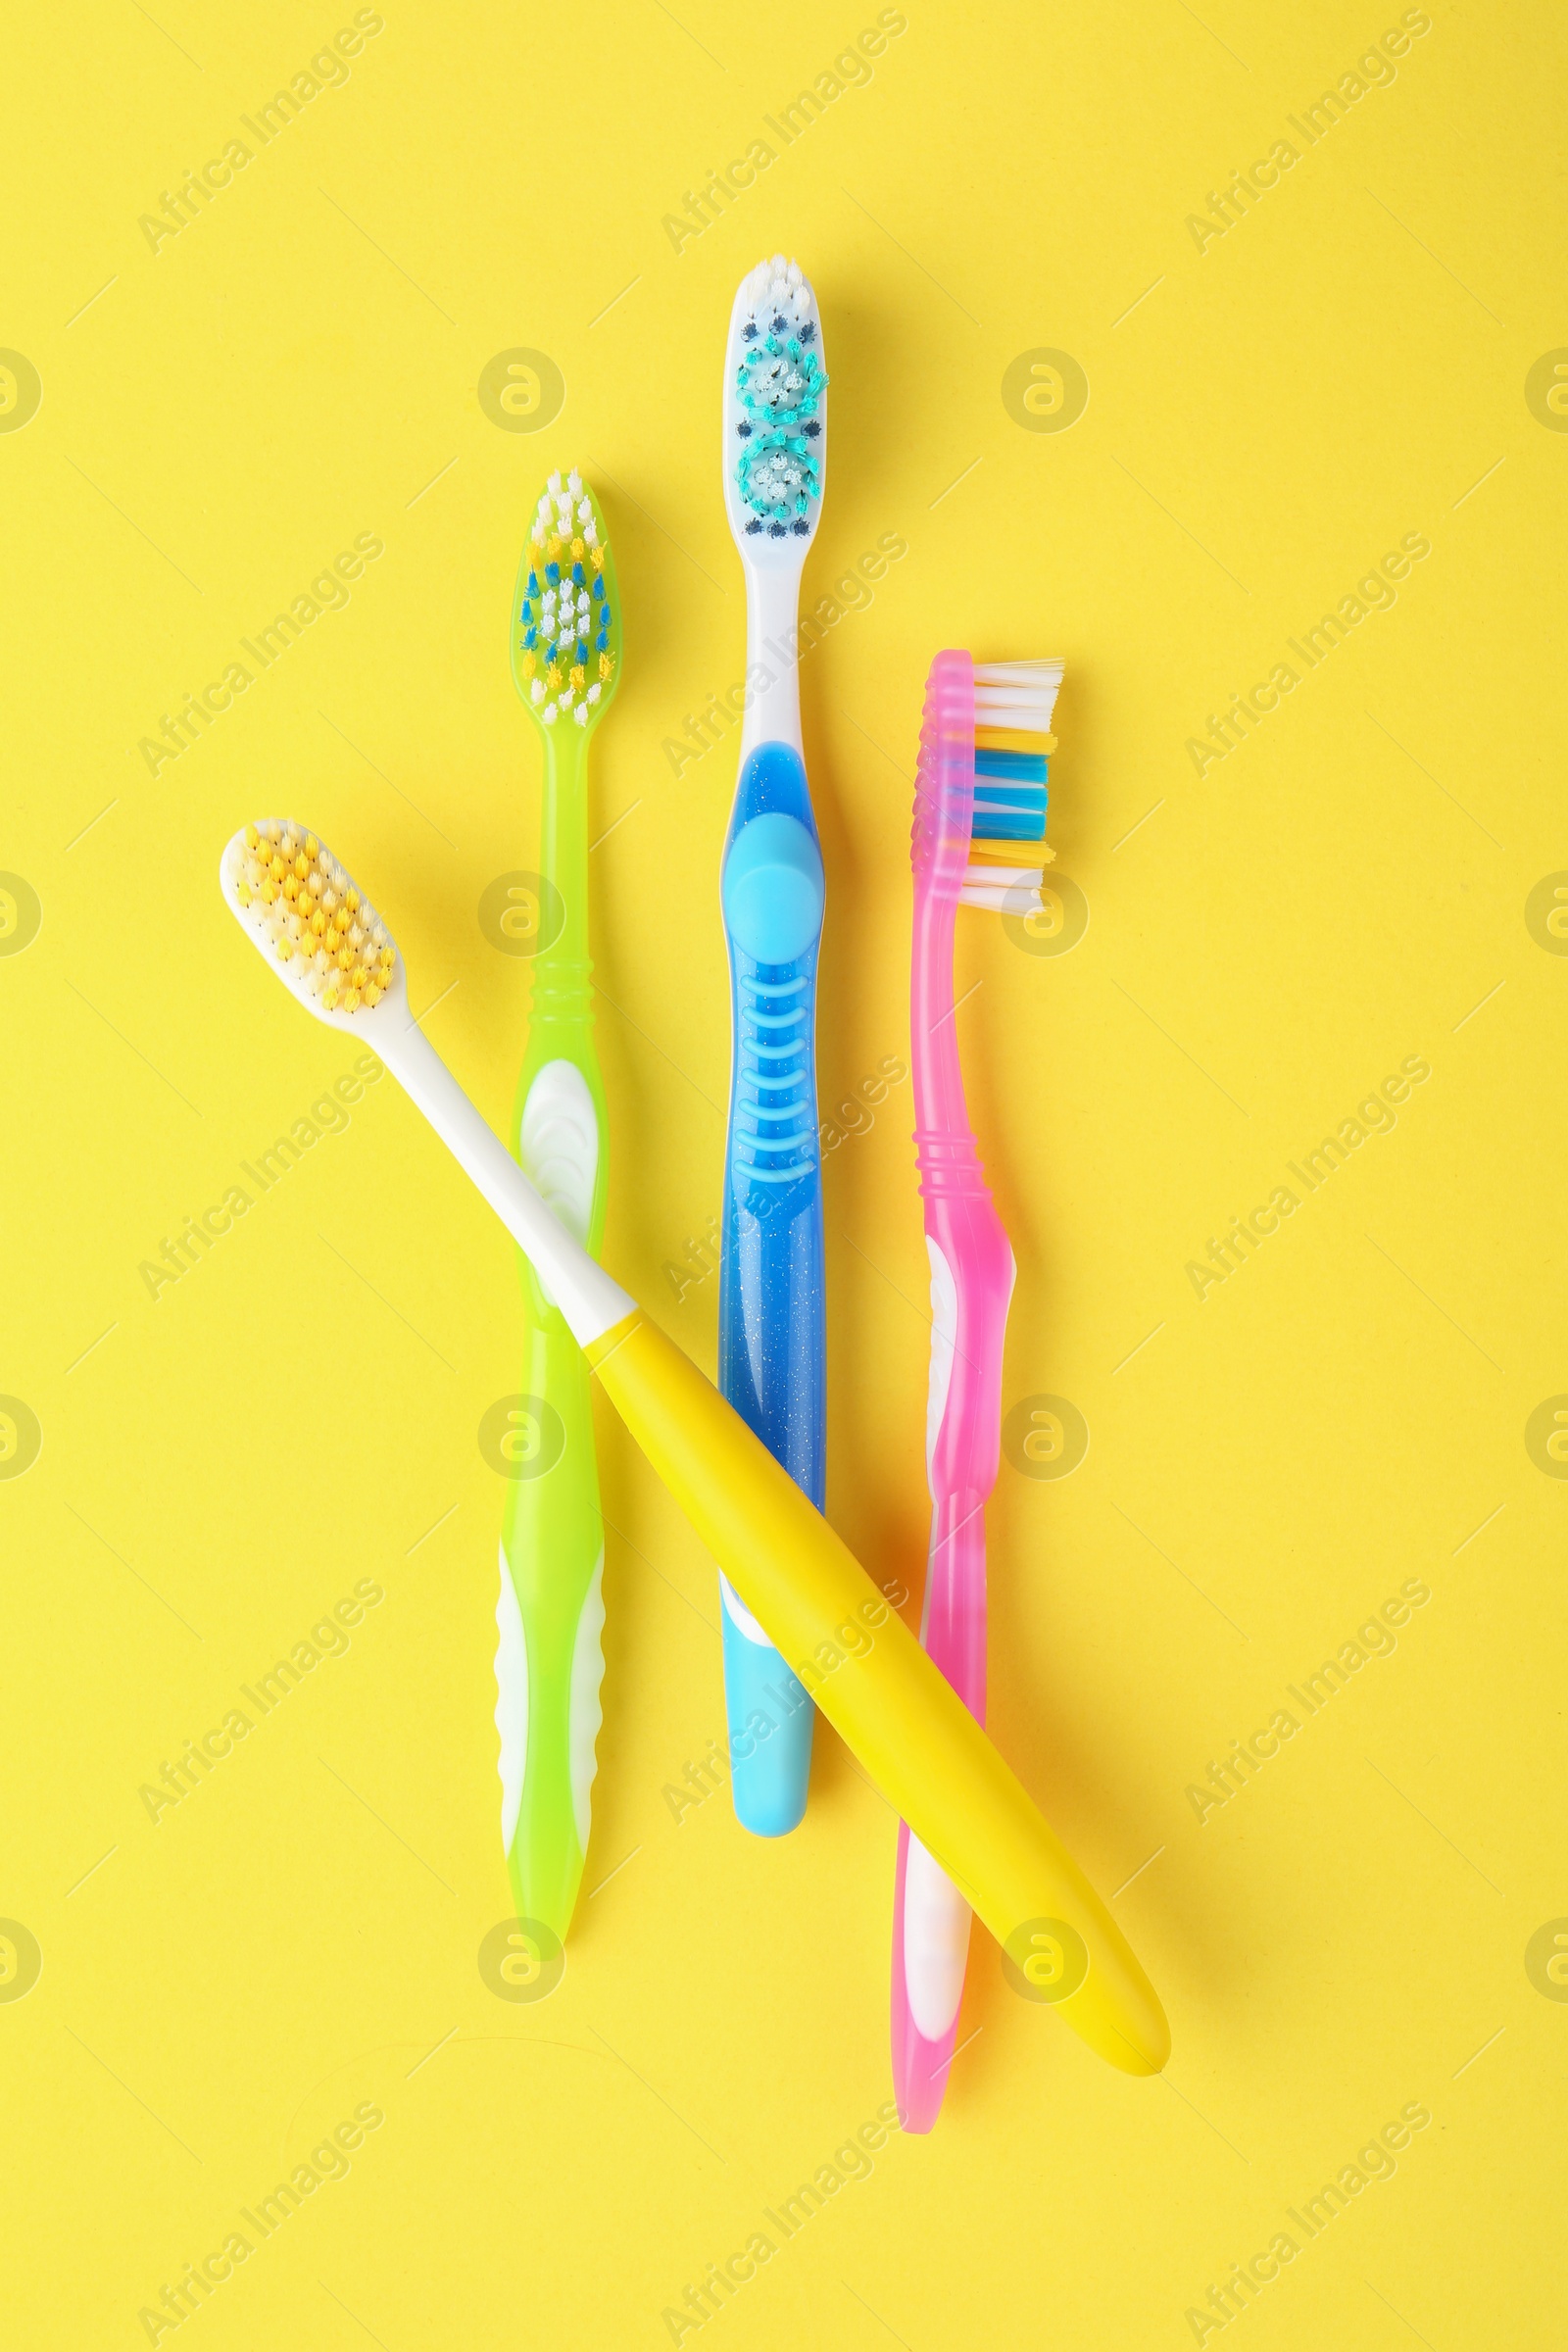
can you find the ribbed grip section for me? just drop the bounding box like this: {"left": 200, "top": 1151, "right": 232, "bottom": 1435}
{"left": 912, "top": 651, "right": 979, "bottom": 1200}
{"left": 732, "top": 964, "right": 815, "bottom": 1185}
{"left": 911, "top": 648, "right": 976, "bottom": 896}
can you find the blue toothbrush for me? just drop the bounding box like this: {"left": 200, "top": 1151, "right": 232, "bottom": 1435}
{"left": 716, "top": 253, "right": 829, "bottom": 1834}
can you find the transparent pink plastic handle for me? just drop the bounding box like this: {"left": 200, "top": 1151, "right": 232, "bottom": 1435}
{"left": 893, "top": 652, "right": 1016, "bottom": 2131}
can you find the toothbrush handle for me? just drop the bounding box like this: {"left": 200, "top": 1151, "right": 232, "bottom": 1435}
{"left": 496, "top": 1300, "right": 605, "bottom": 1940}
{"left": 717, "top": 741, "right": 825, "bottom": 1836}
{"left": 715, "top": 1175, "right": 823, "bottom": 1832}
{"left": 377, "top": 1023, "right": 1168, "bottom": 2075}
{"left": 892, "top": 1491, "right": 986, "bottom": 2130}
{"left": 586, "top": 1306, "right": 1170, "bottom": 2079}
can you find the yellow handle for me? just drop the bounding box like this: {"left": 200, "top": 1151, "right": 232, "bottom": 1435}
{"left": 586, "top": 1311, "right": 1169, "bottom": 2076}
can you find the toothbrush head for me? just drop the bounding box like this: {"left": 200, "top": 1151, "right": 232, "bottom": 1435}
{"left": 913, "top": 655, "right": 1063, "bottom": 914}
{"left": 512, "top": 468, "right": 622, "bottom": 732}
{"left": 220, "top": 820, "right": 405, "bottom": 1031}
{"left": 722, "top": 255, "right": 828, "bottom": 557}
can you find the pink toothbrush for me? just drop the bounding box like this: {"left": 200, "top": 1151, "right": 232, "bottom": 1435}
{"left": 893, "top": 648, "right": 1063, "bottom": 2130}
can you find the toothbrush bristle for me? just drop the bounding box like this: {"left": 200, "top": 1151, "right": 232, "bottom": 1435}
{"left": 916, "top": 658, "right": 1065, "bottom": 914}
{"left": 514, "top": 467, "right": 618, "bottom": 728}
{"left": 732, "top": 255, "right": 826, "bottom": 538}
{"left": 222, "top": 821, "right": 396, "bottom": 1012}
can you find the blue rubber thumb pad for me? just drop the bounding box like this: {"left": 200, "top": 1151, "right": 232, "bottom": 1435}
{"left": 721, "top": 808, "right": 824, "bottom": 963}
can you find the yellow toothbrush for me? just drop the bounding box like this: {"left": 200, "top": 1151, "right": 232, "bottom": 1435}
{"left": 221, "top": 819, "right": 1170, "bottom": 2078}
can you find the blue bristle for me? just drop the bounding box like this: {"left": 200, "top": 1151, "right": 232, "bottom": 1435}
{"left": 972, "top": 808, "right": 1048, "bottom": 840}
{"left": 592, "top": 576, "right": 605, "bottom": 602}
{"left": 975, "top": 749, "right": 1049, "bottom": 783}
{"left": 974, "top": 782, "right": 1046, "bottom": 809}
{"left": 522, "top": 626, "right": 538, "bottom": 650}
{"left": 596, "top": 628, "right": 608, "bottom": 652}
{"left": 520, "top": 599, "right": 532, "bottom": 622}
{"left": 526, "top": 570, "right": 539, "bottom": 596}
{"left": 571, "top": 562, "right": 585, "bottom": 585}
{"left": 575, "top": 640, "right": 588, "bottom": 662}
{"left": 545, "top": 561, "right": 561, "bottom": 585}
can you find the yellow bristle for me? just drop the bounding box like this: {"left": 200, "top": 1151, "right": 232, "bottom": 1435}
{"left": 974, "top": 727, "right": 1056, "bottom": 756}
{"left": 967, "top": 837, "right": 1055, "bottom": 866}
{"left": 570, "top": 536, "right": 584, "bottom": 562}
{"left": 364, "top": 982, "right": 381, "bottom": 1008}
{"left": 590, "top": 547, "right": 604, "bottom": 572}
{"left": 571, "top": 663, "right": 586, "bottom": 691}
{"left": 599, "top": 651, "right": 613, "bottom": 681}
{"left": 244, "top": 823, "right": 260, "bottom": 852}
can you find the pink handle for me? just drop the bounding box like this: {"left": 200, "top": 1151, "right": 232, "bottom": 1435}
{"left": 892, "top": 651, "right": 1017, "bottom": 2131}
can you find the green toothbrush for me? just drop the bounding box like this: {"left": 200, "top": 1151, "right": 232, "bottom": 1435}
{"left": 496, "top": 466, "right": 621, "bottom": 1941}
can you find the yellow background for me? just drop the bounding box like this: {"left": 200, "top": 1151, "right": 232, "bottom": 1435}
{"left": 3, "top": 1, "right": 1563, "bottom": 2343}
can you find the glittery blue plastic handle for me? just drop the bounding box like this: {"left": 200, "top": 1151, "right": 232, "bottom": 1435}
{"left": 717, "top": 740, "right": 825, "bottom": 1835}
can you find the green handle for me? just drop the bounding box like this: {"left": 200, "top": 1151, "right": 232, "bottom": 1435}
{"left": 498, "top": 720, "right": 612, "bottom": 1940}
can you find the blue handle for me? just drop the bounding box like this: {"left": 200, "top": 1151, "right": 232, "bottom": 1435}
{"left": 718, "top": 741, "right": 825, "bottom": 1836}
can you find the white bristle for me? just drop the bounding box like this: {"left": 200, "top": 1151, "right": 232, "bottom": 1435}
{"left": 966, "top": 862, "right": 1045, "bottom": 887}
{"left": 960, "top": 882, "right": 1044, "bottom": 913}
{"left": 974, "top": 659, "right": 1063, "bottom": 732}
